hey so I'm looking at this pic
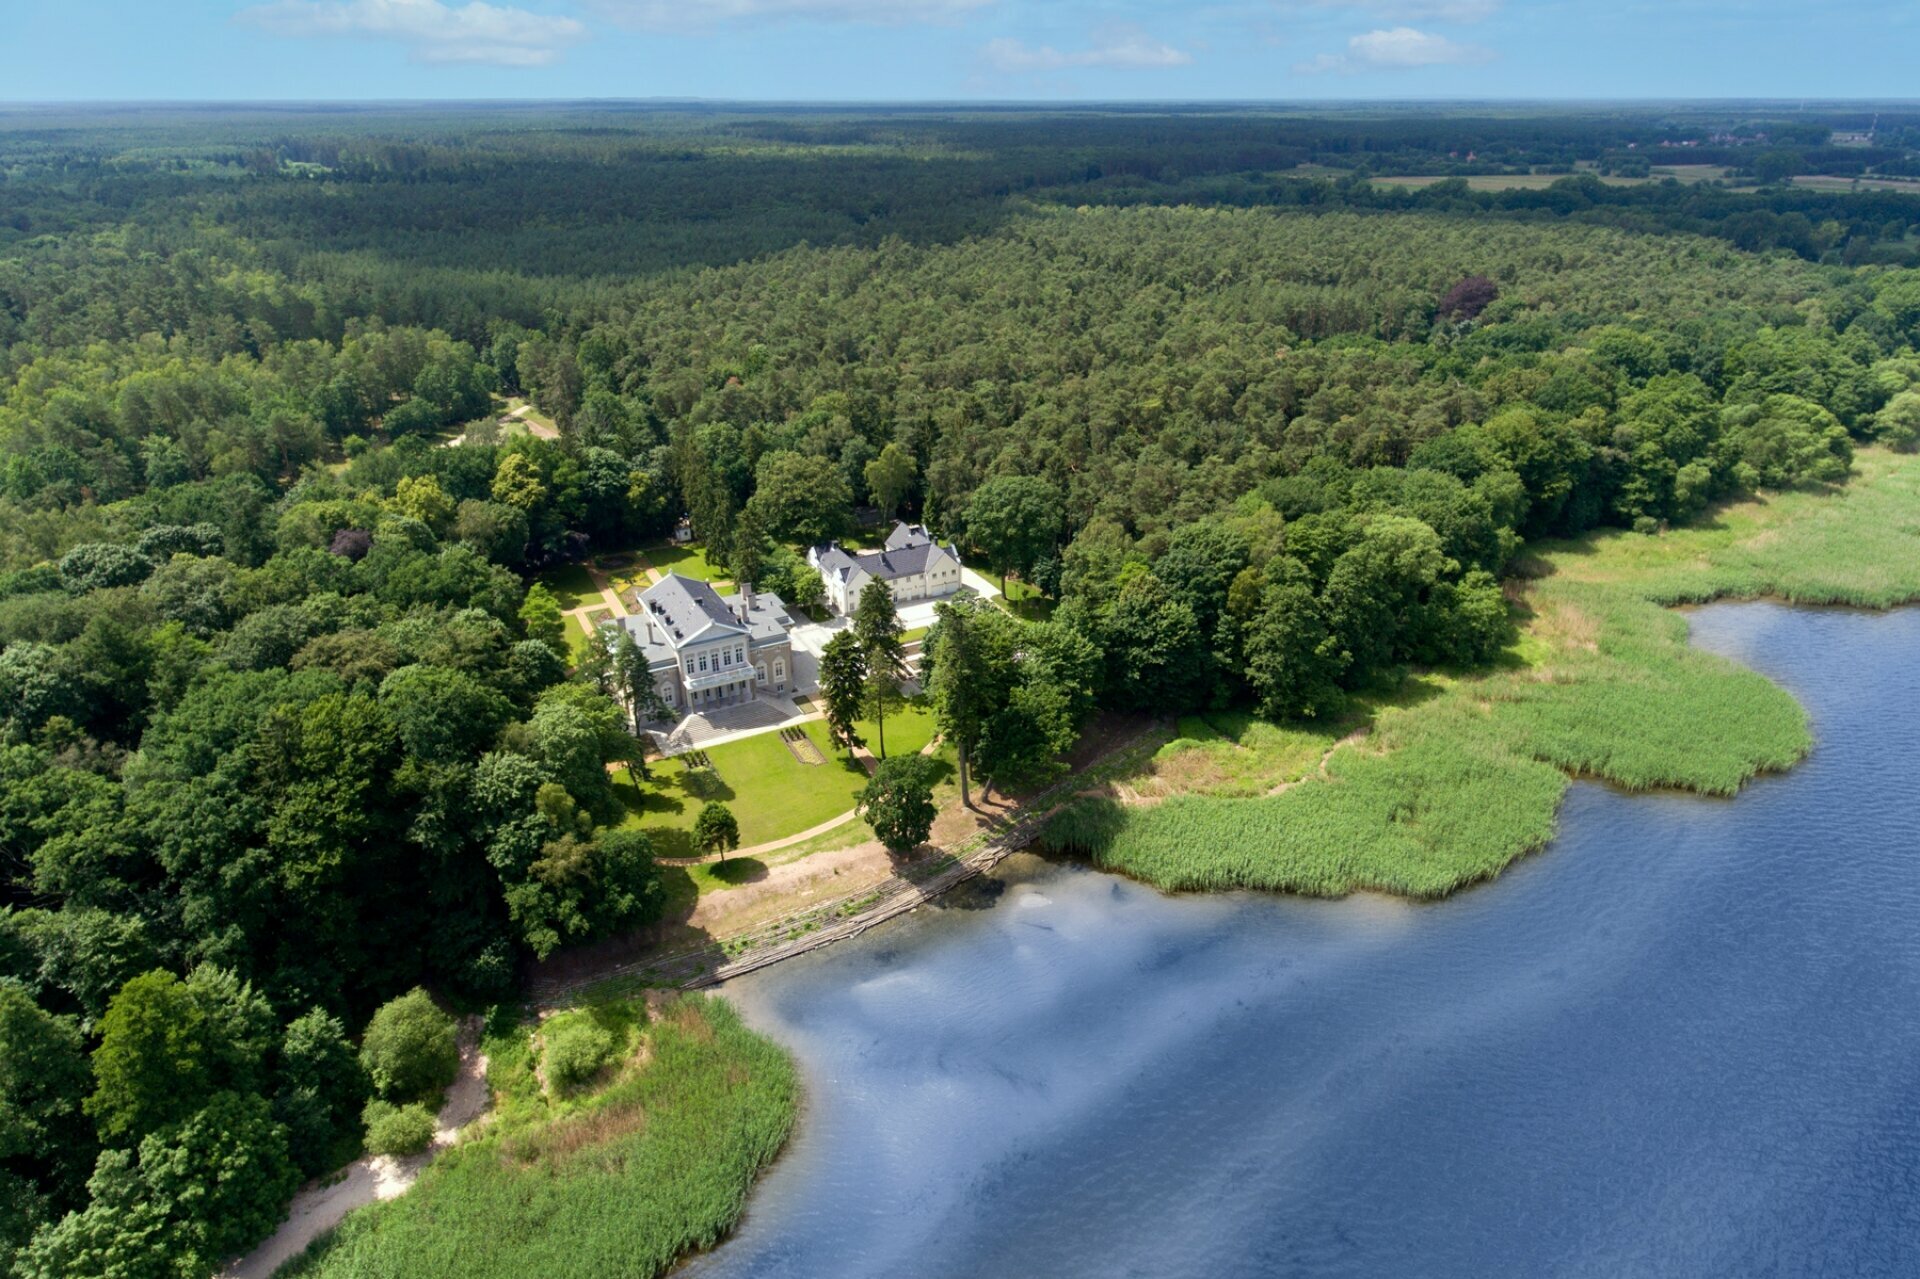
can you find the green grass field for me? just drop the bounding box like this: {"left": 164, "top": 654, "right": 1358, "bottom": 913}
{"left": 566, "top": 613, "right": 599, "bottom": 666}
{"left": 1045, "top": 449, "right": 1920, "bottom": 899}
{"left": 1136, "top": 710, "right": 1358, "bottom": 799}
{"left": 537, "top": 562, "right": 602, "bottom": 611}
{"left": 641, "top": 542, "right": 730, "bottom": 586}
{"left": 280, "top": 994, "right": 796, "bottom": 1279}
{"left": 614, "top": 719, "right": 870, "bottom": 858}
{"left": 856, "top": 695, "right": 938, "bottom": 761}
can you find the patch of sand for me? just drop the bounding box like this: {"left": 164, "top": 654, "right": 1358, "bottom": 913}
{"left": 220, "top": 1018, "right": 490, "bottom": 1279}
{"left": 687, "top": 840, "right": 899, "bottom": 935}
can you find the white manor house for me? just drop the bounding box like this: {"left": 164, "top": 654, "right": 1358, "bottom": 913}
{"left": 808, "top": 522, "right": 965, "bottom": 615}
{"left": 617, "top": 574, "right": 796, "bottom": 715}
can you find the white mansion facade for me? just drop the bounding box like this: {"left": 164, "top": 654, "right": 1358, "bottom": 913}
{"left": 807, "top": 522, "right": 965, "bottom": 615}
{"left": 617, "top": 573, "right": 795, "bottom": 714}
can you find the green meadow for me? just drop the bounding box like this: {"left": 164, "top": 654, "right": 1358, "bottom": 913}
{"left": 613, "top": 719, "right": 869, "bottom": 858}
{"left": 280, "top": 994, "right": 797, "bottom": 1279}
{"left": 1045, "top": 449, "right": 1920, "bottom": 898}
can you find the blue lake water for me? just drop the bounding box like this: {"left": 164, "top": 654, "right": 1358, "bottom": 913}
{"left": 684, "top": 603, "right": 1920, "bottom": 1279}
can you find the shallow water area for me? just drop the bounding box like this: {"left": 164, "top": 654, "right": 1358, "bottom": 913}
{"left": 686, "top": 602, "right": 1920, "bottom": 1279}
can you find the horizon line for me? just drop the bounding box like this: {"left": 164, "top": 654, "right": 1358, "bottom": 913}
{"left": 5, "top": 96, "right": 1920, "bottom": 110}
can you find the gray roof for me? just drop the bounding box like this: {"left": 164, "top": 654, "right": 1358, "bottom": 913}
{"left": 885, "top": 521, "right": 934, "bottom": 551}
{"left": 618, "top": 574, "right": 792, "bottom": 669}
{"left": 811, "top": 544, "right": 860, "bottom": 579}
{"left": 854, "top": 540, "right": 955, "bottom": 580}
{"left": 812, "top": 525, "right": 960, "bottom": 586}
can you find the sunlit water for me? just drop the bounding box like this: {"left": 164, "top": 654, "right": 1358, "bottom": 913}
{"left": 683, "top": 604, "right": 1920, "bottom": 1279}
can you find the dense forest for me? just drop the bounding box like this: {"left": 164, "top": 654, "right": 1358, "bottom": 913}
{"left": 2, "top": 104, "right": 1920, "bottom": 1278}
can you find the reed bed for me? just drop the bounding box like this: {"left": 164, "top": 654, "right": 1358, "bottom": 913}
{"left": 282, "top": 995, "right": 797, "bottom": 1279}
{"left": 1046, "top": 450, "right": 1920, "bottom": 898}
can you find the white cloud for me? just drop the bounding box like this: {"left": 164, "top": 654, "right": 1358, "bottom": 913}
{"left": 983, "top": 26, "right": 1194, "bottom": 73}
{"left": 237, "top": 0, "right": 585, "bottom": 66}
{"left": 1295, "top": 25, "right": 1494, "bottom": 72}
{"left": 586, "top": 0, "right": 993, "bottom": 31}
{"left": 1283, "top": 0, "right": 1500, "bottom": 21}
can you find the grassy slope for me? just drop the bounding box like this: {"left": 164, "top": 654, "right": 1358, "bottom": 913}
{"left": 280, "top": 995, "right": 797, "bottom": 1279}
{"left": 1046, "top": 449, "right": 1920, "bottom": 898}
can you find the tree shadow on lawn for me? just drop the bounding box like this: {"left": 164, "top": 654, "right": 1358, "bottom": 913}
{"left": 701, "top": 858, "right": 768, "bottom": 887}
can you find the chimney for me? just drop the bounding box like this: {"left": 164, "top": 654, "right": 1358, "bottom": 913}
{"left": 738, "top": 581, "right": 754, "bottom": 620}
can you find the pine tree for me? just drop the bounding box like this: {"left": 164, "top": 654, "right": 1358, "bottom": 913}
{"left": 927, "top": 601, "right": 987, "bottom": 809}
{"left": 852, "top": 579, "right": 908, "bottom": 758}
{"left": 818, "top": 631, "right": 868, "bottom": 760}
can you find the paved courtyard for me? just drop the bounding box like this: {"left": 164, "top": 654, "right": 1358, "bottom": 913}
{"left": 651, "top": 693, "right": 810, "bottom": 754}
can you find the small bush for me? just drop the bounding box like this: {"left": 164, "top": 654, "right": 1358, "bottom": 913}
{"left": 280, "top": 996, "right": 798, "bottom": 1279}
{"left": 542, "top": 1017, "right": 617, "bottom": 1094}
{"left": 360, "top": 988, "right": 459, "bottom": 1103}
{"left": 363, "top": 1100, "right": 437, "bottom": 1157}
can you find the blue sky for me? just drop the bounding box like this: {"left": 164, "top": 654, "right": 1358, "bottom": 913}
{"left": 7, "top": 1, "right": 1917, "bottom": 102}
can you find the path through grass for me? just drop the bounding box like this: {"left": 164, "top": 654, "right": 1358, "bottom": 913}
{"left": 279, "top": 994, "right": 796, "bottom": 1279}
{"left": 614, "top": 720, "right": 870, "bottom": 859}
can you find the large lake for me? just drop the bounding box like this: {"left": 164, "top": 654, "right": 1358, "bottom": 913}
{"left": 685, "top": 603, "right": 1920, "bottom": 1279}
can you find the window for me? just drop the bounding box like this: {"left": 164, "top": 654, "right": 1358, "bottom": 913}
{"left": 698, "top": 653, "right": 708, "bottom": 672}
{"left": 684, "top": 658, "right": 694, "bottom": 675}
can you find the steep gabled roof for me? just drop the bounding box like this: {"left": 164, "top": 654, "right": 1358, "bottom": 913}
{"left": 635, "top": 573, "right": 746, "bottom": 648}
{"left": 810, "top": 544, "right": 859, "bottom": 580}
{"left": 885, "top": 521, "right": 934, "bottom": 551}
{"left": 854, "top": 540, "right": 954, "bottom": 580}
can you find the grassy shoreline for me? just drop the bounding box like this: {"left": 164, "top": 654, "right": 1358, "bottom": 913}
{"left": 278, "top": 993, "right": 797, "bottom": 1279}
{"left": 1043, "top": 449, "right": 1920, "bottom": 898}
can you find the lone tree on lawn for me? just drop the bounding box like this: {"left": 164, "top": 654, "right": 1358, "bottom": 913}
{"left": 692, "top": 801, "right": 741, "bottom": 864}
{"left": 858, "top": 754, "right": 940, "bottom": 856}
{"left": 927, "top": 600, "right": 988, "bottom": 809}
{"left": 853, "top": 579, "right": 909, "bottom": 758}
{"left": 818, "top": 631, "right": 868, "bottom": 759}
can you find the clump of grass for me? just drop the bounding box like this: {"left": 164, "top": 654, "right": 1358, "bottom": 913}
{"left": 1140, "top": 710, "right": 1354, "bottom": 799}
{"left": 1046, "top": 450, "right": 1920, "bottom": 899}
{"left": 541, "top": 1017, "right": 618, "bottom": 1096}
{"left": 282, "top": 995, "right": 798, "bottom": 1279}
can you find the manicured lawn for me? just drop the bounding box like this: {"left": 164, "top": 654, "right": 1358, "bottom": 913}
{"left": 856, "top": 695, "right": 938, "bottom": 761}
{"left": 566, "top": 614, "right": 598, "bottom": 666}
{"left": 960, "top": 552, "right": 1053, "bottom": 619}
{"left": 614, "top": 720, "right": 869, "bottom": 857}
{"left": 640, "top": 542, "right": 730, "bottom": 586}
{"left": 536, "top": 562, "right": 600, "bottom": 611}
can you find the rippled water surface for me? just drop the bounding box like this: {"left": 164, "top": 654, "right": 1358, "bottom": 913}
{"left": 684, "top": 604, "right": 1920, "bottom": 1279}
